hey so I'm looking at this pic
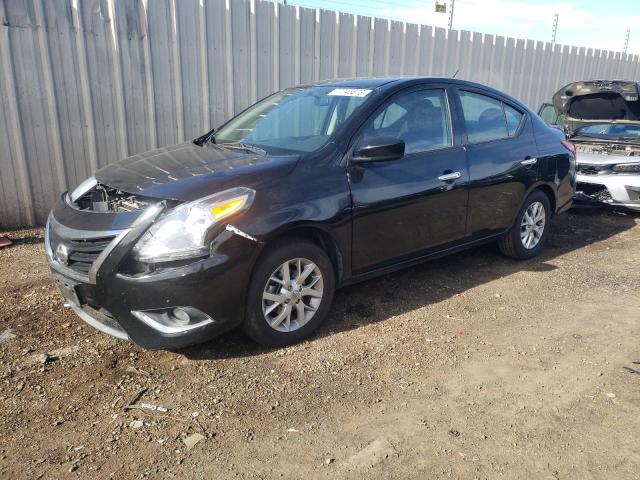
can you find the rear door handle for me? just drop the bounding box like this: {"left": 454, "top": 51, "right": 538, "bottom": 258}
{"left": 438, "top": 171, "right": 462, "bottom": 182}
{"left": 521, "top": 157, "right": 538, "bottom": 166}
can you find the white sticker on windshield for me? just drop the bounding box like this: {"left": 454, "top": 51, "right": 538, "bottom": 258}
{"left": 328, "top": 88, "right": 372, "bottom": 97}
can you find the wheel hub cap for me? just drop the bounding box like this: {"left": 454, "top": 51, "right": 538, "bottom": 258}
{"left": 262, "top": 258, "right": 324, "bottom": 333}
{"left": 520, "top": 201, "right": 546, "bottom": 249}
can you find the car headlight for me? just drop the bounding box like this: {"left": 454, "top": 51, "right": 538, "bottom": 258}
{"left": 612, "top": 162, "right": 640, "bottom": 173}
{"left": 69, "top": 176, "right": 98, "bottom": 202}
{"left": 133, "top": 187, "right": 255, "bottom": 263}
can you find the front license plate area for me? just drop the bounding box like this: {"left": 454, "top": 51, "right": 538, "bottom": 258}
{"left": 52, "top": 273, "right": 82, "bottom": 306}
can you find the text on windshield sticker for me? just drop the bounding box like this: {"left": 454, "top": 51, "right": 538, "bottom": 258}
{"left": 328, "top": 88, "right": 372, "bottom": 97}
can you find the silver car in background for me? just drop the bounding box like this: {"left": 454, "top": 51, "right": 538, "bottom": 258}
{"left": 539, "top": 80, "right": 640, "bottom": 211}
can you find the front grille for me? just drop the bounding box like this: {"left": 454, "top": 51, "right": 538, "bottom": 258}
{"left": 46, "top": 218, "right": 124, "bottom": 283}
{"left": 65, "top": 237, "right": 115, "bottom": 275}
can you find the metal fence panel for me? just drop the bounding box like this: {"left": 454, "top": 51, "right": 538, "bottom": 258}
{"left": 2, "top": 0, "right": 640, "bottom": 228}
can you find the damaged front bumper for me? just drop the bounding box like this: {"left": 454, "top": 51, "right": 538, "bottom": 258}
{"left": 575, "top": 170, "right": 640, "bottom": 211}
{"left": 45, "top": 196, "right": 260, "bottom": 349}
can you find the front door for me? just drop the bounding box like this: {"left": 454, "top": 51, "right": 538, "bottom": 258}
{"left": 348, "top": 87, "right": 469, "bottom": 273}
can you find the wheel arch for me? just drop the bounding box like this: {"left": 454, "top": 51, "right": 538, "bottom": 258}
{"left": 522, "top": 181, "right": 558, "bottom": 216}
{"left": 532, "top": 183, "right": 557, "bottom": 216}
{"left": 257, "top": 223, "right": 347, "bottom": 286}
{"left": 504, "top": 181, "right": 558, "bottom": 233}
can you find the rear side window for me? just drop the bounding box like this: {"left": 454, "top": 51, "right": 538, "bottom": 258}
{"left": 459, "top": 91, "right": 523, "bottom": 143}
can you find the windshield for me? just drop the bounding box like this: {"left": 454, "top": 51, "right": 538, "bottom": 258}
{"left": 211, "top": 86, "right": 374, "bottom": 153}
{"left": 575, "top": 123, "right": 640, "bottom": 140}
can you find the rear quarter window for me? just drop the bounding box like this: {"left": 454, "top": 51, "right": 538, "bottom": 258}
{"left": 504, "top": 104, "right": 523, "bottom": 135}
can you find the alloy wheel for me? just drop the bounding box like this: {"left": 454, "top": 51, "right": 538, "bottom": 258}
{"left": 520, "top": 201, "right": 546, "bottom": 249}
{"left": 262, "top": 258, "right": 324, "bottom": 332}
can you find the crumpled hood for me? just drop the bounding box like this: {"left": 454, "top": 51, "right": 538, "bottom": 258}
{"left": 95, "top": 142, "right": 299, "bottom": 202}
{"left": 552, "top": 80, "right": 640, "bottom": 133}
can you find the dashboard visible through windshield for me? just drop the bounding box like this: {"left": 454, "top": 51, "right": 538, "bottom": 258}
{"left": 211, "top": 86, "right": 375, "bottom": 153}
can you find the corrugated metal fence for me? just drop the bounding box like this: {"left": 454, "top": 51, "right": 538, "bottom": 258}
{"left": 1, "top": 0, "right": 640, "bottom": 228}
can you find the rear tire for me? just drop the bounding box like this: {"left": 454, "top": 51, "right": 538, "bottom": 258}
{"left": 243, "top": 238, "right": 335, "bottom": 347}
{"left": 498, "top": 190, "right": 551, "bottom": 260}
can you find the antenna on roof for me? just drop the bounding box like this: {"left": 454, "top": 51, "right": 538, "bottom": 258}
{"left": 451, "top": 68, "right": 460, "bottom": 79}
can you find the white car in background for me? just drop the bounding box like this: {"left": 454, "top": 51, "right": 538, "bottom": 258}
{"left": 539, "top": 80, "right": 640, "bottom": 211}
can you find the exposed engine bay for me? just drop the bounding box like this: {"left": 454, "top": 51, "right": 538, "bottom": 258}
{"left": 574, "top": 141, "right": 640, "bottom": 157}
{"left": 72, "top": 183, "right": 156, "bottom": 213}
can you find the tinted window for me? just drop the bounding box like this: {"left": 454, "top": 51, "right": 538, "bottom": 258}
{"left": 363, "top": 89, "right": 452, "bottom": 155}
{"left": 459, "top": 91, "right": 509, "bottom": 143}
{"left": 377, "top": 103, "right": 406, "bottom": 129}
{"left": 504, "top": 104, "right": 523, "bottom": 135}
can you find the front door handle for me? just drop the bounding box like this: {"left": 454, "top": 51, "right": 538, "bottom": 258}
{"left": 521, "top": 157, "right": 538, "bottom": 166}
{"left": 438, "top": 171, "right": 462, "bottom": 182}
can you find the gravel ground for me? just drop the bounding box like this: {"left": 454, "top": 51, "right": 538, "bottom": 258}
{"left": 1, "top": 208, "right": 639, "bottom": 479}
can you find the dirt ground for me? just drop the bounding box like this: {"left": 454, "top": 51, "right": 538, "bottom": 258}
{"left": 1, "top": 208, "right": 639, "bottom": 479}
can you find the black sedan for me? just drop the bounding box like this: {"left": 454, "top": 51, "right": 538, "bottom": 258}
{"left": 46, "top": 77, "right": 576, "bottom": 349}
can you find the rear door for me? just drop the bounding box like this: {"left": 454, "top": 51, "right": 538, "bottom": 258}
{"left": 454, "top": 88, "right": 540, "bottom": 239}
{"left": 349, "top": 85, "right": 469, "bottom": 273}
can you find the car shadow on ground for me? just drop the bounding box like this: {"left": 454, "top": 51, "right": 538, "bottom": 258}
{"left": 180, "top": 208, "right": 638, "bottom": 361}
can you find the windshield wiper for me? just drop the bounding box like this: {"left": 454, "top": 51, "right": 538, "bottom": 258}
{"left": 221, "top": 142, "right": 266, "bottom": 156}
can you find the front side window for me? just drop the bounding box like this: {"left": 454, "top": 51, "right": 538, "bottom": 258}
{"left": 212, "top": 87, "right": 372, "bottom": 153}
{"left": 362, "top": 89, "right": 452, "bottom": 155}
{"left": 459, "top": 91, "right": 523, "bottom": 143}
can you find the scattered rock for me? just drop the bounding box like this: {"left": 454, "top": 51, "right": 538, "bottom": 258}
{"left": 49, "top": 345, "right": 80, "bottom": 358}
{"left": 125, "top": 366, "right": 150, "bottom": 377}
{"left": 36, "top": 353, "right": 52, "bottom": 365}
{"left": 343, "top": 438, "right": 396, "bottom": 468}
{"left": 183, "top": 433, "right": 205, "bottom": 451}
{"left": 0, "top": 328, "right": 16, "bottom": 343}
{"left": 129, "top": 420, "right": 144, "bottom": 429}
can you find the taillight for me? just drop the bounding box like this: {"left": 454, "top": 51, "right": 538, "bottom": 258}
{"left": 561, "top": 140, "right": 576, "bottom": 156}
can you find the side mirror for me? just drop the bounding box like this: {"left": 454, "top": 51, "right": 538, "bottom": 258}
{"left": 352, "top": 137, "right": 405, "bottom": 163}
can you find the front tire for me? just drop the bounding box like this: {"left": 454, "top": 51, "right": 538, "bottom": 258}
{"left": 243, "top": 238, "right": 335, "bottom": 347}
{"left": 498, "top": 190, "right": 551, "bottom": 259}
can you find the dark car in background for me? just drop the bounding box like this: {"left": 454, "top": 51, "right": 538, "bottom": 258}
{"left": 539, "top": 80, "right": 640, "bottom": 211}
{"left": 46, "top": 77, "right": 576, "bottom": 350}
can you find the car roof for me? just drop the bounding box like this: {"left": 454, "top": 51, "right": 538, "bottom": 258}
{"left": 298, "top": 76, "right": 447, "bottom": 89}
{"left": 295, "top": 77, "right": 531, "bottom": 112}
